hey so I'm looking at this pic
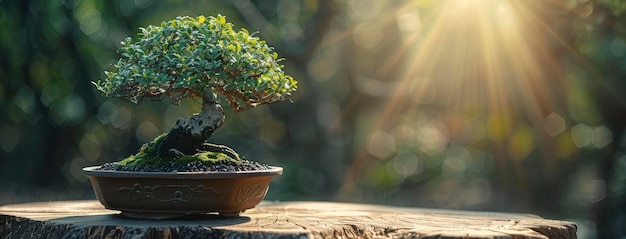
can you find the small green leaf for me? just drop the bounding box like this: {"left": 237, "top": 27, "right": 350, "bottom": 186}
{"left": 97, "top": 14, "right": 297, "bottom": 110}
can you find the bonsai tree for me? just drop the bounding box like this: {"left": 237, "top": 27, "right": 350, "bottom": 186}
{"left": 93, "top": 15, "right": 297, "bottom": 169}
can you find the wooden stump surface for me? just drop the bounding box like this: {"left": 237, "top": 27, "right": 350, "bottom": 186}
{"left": 0, "top": 200, "right": 576, "bottom": 239}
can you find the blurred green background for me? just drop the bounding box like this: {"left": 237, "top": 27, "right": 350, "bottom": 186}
{"left": 1, "top": 0, "right": 625, "bottom": 238}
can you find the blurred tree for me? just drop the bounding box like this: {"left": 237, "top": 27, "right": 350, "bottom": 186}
{"left": 579, "top": 2, "right": 626, "bottom": 237}
{"left": 0, "top": 0, "right": 106, "bottom": 185}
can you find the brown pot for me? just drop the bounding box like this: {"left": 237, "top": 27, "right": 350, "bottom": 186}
{"left": 83, "top": 166, "right": 282, "bottom": 219}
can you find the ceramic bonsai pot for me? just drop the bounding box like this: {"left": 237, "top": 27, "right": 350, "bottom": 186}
{"left": 83, "top": 166, "right": 282, "bottom": 219}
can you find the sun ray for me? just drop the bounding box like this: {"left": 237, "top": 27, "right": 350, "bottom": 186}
{"left": 333, "top": 0, "right": 621, "bottom": 200}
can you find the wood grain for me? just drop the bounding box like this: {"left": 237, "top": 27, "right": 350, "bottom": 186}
{"left": 0, "top": 200, "right": 576, "bottom": 238}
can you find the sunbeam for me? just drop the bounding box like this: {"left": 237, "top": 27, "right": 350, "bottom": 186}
{"left": 336, "top": 0, "right": 590, "bottom": 199}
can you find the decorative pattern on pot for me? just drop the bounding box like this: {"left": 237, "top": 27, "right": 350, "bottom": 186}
{"left": 236, "top": 183, "right": 267, "bottom": 202}
{"left": 117, "top": 183, "right": 219, "bottom": 202}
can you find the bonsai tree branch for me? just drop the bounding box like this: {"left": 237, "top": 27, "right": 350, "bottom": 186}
{"left": 158, "top": 88, "right": 225, "bottom": 158}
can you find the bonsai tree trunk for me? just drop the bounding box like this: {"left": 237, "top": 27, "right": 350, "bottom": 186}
{"left": 157, "top": 88, "right": 225, "bottom": 158}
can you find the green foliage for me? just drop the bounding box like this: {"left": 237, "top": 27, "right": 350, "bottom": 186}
{"left": 93, "top": 15, "right": 297, "bottom": 111}
{"left": 118, "top": 133, "right": 243, "bottom": 167}
{"left": 597, "top": 0, "right": 626, "bottom": 15}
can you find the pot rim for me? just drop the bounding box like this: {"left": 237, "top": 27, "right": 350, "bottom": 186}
{"left": 82, "top": 165, "right": 283, "bottom": 179}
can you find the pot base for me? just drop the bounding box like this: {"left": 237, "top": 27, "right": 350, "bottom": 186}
{"left": 120, "top": 210, "right": 243, "bottom": 219}
{"left": 121, "top": 211, "right": 186, "bottom": 220}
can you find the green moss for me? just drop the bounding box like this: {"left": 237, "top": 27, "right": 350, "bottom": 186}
{"left": 118, "top": 132, "right": 244, "bottom": 167}
{"left": 178, "top": 151, "right": 241, "bottom": 165}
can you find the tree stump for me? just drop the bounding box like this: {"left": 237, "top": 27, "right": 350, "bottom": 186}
{"left": 0, "top": 200, "right": 576, "bottom": 238}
